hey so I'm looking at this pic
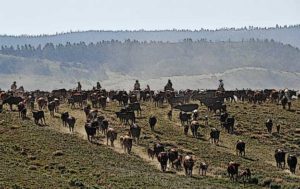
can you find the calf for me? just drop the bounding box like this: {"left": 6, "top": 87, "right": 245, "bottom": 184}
{"left": 199, "top": 162, "right": 208, "bottom": 176}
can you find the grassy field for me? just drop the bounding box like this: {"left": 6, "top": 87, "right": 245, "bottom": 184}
{"left": 0, "top": 98, "right": 300, "bottom": 188}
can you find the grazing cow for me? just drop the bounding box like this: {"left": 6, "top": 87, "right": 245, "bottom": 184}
{"left": 48, "top": 101, "right": 56, "bottom": 117}
{"left": 190, "top": 121, "right": 200, "bottom": 138}
{"left": 183, "top": 155, "right": 195, "bottom": 176}
{"left": 129, "top": 123, "right": 141, "bottom": 144}
{"left": 147, "top": 148, "right": 155, "bottom": 160}
{"left": 240, "top": 168, "right": 251, "bottom": 185}
{"left": 61, "top": 112, "right": 69, "bottom": 127}
{"left": 106, "top": 128, "right": 117, "bottom": 146}
{"left": 85, "top": 123, "right": 97, "bottom": 142}
{"left": 275, "top": 149, "right": 286, "bottom": 168}
{"left": 3, "top": 96, "right": 23, "bottom": 111}
{"left": 287, "top": 155, "right": 298, "bottom": 174}
{"left": 236, "top": 140, "right": 246, "bottom": 156}
{"left": 122, "top": 135, "right": 133, "bottom": 154}
{"left": 66, "top": 116, "right": 76, "bottom": 133}
{"left": 168, "top": 148, "right": 179, "bottom": 168}
{"left": 149, "top": 116, "right": 157, "bottom": 131}
{"left": 199, "top": 162, "right": 208, "bottom": 176}
{"left": 154, "top": 143, "right": 165, "bottom": 157}
{"left": 157, "top": 152, "right": 169, "bottom": 172}
{"left": 227, "top": 162, "right": 240, "bottom": 181}
{"left": 192, "top": 110, "right": 199, "bottom": 121}
{"left": 17, "top": 102, "right": 27, "bottom": 119}
{"left": 32, "top": 111, "right": 45, "bottom": 125}
{"left": 37, "top": 97, "right": 47, "bottom": 110}
{"left": 210, "top": 128, "right": 220, "bottom": 144}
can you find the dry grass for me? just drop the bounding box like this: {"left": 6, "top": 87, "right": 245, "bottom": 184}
{"left": 0, "top": 98, "right": 300, "bottom": 188}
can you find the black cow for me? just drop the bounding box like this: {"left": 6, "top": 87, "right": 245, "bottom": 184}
{"left": 3, "top": 96, "right": 23, "bottom": 111}
{"left": 265, "top": 119, "right": 273, "bottom": 133}
{"left": 61, "top": 112, "right": 69, "bottom": 127}
{"left": 32, "top": 111, "right": 45, "bottom": 125}
{"left": 168, "top": 148, "right": 179, "bottom": 169}
{"left": 154, "top": 143, "right": 165, "bottom": 158}
{"left": 149, "top": 116, "right": 157, "bottom": 131}
{"left": 287, "top": 155, "right": 298, "bottom": 174}
{"left": 223, "top": 117, "right": 235, "bottom": 134}
{"left": 210, "top": 128, "right": 220, "bottom": 144}
{"left": 236, "top": 140, "right": 246, "bottom": 156}
{"left": 129, "top": 123, "right": 141, "bottom": 144}
{"left": 275, "top": 149, "right": 286, "bottom": 169}
{"left": 85, "top": 123, "right": 97, "bottom": 142}
{"left": 66, "top": 116, "right": 76, "bottom": 133}
{"left": 158, "top": 152, "right": 169, "bottom": 172}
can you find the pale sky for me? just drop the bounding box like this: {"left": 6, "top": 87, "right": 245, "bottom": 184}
{"left": 0, "top": 0, "right": 299, "bottom": 35}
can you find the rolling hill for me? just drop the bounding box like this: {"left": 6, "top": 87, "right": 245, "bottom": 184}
{"left": 0, "top": 40, "right": 299, "bottom": 90}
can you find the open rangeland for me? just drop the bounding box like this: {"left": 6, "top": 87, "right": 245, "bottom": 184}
{"left": 0, "top": 96, "right": 300, "bottom": 189}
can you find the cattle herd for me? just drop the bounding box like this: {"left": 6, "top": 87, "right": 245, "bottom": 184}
{"left": 0, "top": 86, "right": 299, "bottom": 184}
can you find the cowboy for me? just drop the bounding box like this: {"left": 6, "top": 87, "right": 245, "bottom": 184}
{"left": 11, "top": 81, "right": 17, "bottom": 92}
{"left": 134, "top": 80, "right": 141, "bottom": 90}
{"left": 96, "top": 82, "right": 101, "bottom": 90}
{"left": 77, "top": 82, "right": 82, "bottom": 92}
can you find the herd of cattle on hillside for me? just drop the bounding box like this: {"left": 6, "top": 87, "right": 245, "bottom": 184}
{"left": 0, "top": 83, "right": 299, "bottom": 184}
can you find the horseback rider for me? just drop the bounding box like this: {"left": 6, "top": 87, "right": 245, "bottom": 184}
{"left": 134, "top": 80, "right": 141, "bottom": 90}
{"left": 77, "top": 82, "right": 82, "bottom": 92}
{"left": 11, "top": 81, "right": 17, "bottom": 92}
{"left": 218, "top": 79, "right": 225, "bottom": 91}
{"left": 96, "top": 82, "right": 102, "bottom": 90}
{"left": 164, "top": 79, "right": 173, "bottom": 91}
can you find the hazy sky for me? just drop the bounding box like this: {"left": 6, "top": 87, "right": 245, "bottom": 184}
{"left": 0, "top": 0, "right": 299, "bottom": 35}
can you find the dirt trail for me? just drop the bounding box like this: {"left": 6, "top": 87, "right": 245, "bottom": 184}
{"left": 43, "top": 104, "right": 185, "bottom": 175}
